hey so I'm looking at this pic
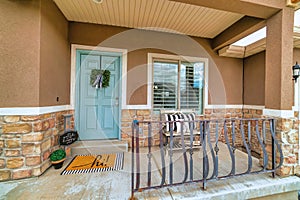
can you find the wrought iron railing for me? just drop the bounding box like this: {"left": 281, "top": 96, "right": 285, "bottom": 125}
{"left": 130, "top": 118, "right": 283, "bottom": 199}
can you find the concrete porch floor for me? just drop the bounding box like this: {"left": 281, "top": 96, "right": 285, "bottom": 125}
{"left": 1, "top": 143, "right": 300, "bottom": 200}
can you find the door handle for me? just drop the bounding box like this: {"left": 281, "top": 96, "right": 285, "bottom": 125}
{"left": 115, "top": 97, "right": 119, "bottom": 106}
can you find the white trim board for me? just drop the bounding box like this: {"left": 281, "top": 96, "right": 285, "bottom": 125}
{"left": 243, "top": 105, "right": 265, "bottom": 110}
{"left": 204, "top": 105, "right": 265, "bottom": 110}
{"left": 124, "top": 105, "right": 151, "bottom": 109}
{"left": 205, "top": 105, "right": 243, "bottom": 109}
{"left": 121, "top": 104, "right": 265, "bottom": 110}
{"left": 263, "top": 109, "right": 295, "bottom": 118}
{"left": 0, "top": 105, "right": 74, "bottom": 115}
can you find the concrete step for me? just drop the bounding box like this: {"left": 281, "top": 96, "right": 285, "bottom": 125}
{"left": 70, "top": 140, "right": 128, "bottom": 156}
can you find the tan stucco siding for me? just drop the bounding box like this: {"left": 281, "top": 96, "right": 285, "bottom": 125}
{"left": 127, "top": 49, "right": 172, "bottom": 105}
{"left": 6, "top": 9, "right": 298, "bottom": 108}
{"left": 193, "top": 38, "right": 243, "bottom": 105}
{"left": 69, "top": 22, "right": 127, "bottom": 46}
{"left": 294, "top": 49, "right": 300, "bottom": 64}
{"left": 208, "top": 52, "right": 243, "bottom": 104}
{"left": 0, "top": 0, "right": 41, "bottom": 107}
{"left": 69, "top": 23, "right": 244, "bottom": 106}
{"left": 39, "top": 0, "right": 70, "bottom": 106}
{"left": 241, "top": 48, "right": 299, "bottom": 107}
{"left": 0, "top": 0, "right": 70, "bottom": 107}
{"left": 265, "top": 8, "right": 294, "bottom": 110}
{"left": 244, "top": 51, "right": 265, "bottom": 106}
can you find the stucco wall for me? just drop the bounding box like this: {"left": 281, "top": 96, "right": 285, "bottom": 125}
{"left": 244, "top": 51, "right": 265, "bottom": 106}
{"left": 39, "top": 0, "right": 70, "bottom": 106}
{"left": 4, "top": 6, "right": 297, "bottom": 108}
{"left": 243, "top": 48, "right": 300, "bottom": 106}
{"left": 0, "top": 0, "right": 41, "bottom": 107}
{"left": 69, "top": 23, "right": 243, "bottom": 105}
{"left": 294, "top": 49, "right": 300, "bottom": 63}
{"left": 0, "top": 0, "right": 70, "bottom": 107}
{"left": 127, "top": 49, "right": 172, "bottom": 105}
{"left": 195, "top": 38, "right": 243, "bottom": 105}
{"left": 265, "top": 8, "right": 294, "bottom": 110}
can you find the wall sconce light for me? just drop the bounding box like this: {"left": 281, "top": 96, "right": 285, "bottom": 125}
{"left": 293, "top": 62, "right": 300, "bottom": 83}
{"left": 287, "top": 0, "right": 300, "bottom": 7}
{"left": 291, "top": 0, "right": 300, "bottom": 3}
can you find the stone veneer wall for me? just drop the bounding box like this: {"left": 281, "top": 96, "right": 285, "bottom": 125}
{"left": 121, "top": 109, "right": 206, "bottom": 147}
{"left": 121, "top": 108, "right": 300, "bottom": 177}
{"left": 1, "top": 107, "right": 298, "bottom": 181}
{"left": 121, "top": 109, "right": 159, "bottom": 147}
{"left": 205, "top": 108, "right": 300, "bottom": 176}
{"left": 196, "top": 108, "right": 264, "bottom": 156}
{"left": 0, "top": 110, "right": 74, "bottom": 181}
{"left": 269, "top": 114, "right": 299, "bottom": 176}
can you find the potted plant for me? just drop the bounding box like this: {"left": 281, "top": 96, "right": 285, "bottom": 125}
{"left": 49, "top": 149, "right": 66, "bottom": 169}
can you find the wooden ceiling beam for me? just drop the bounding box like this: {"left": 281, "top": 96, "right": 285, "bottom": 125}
{"left": 212, "top": 16, "right": 266, "bottom": 51}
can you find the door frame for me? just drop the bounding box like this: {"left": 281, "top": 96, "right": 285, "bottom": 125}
{"left": 70, "top": 44, "right": 128, "bottom": 140}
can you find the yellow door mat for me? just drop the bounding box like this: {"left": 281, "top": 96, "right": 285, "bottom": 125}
{"left": 61, "top": 153, "right": 124, "bottom": 175}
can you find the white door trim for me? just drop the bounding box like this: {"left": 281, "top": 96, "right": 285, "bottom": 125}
{"left": 71, "top": 44, "right": 128, "bottom": 110}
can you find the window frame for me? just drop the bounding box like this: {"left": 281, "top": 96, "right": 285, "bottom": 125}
{"left": 148, "top": 53, "right": 208, "bottom": 114}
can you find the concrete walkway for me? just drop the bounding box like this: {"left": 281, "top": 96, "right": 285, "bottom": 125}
{"left": 1, "top": 144, "right": 300, "bottom": 200}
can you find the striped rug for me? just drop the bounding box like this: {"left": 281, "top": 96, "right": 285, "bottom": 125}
{"left": 61, "top": 153, "right": 124, "bottom": 175}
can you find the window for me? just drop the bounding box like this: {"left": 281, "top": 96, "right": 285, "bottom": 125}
{"left": 152, "top": 58, "right": 205, "bottom": 113}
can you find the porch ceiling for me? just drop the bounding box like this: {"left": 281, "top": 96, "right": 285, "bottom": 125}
{"left": 53, "top": 0, "right": 297, "bottom": 58}
{"left": 53, "top": 0, "right": 244, "bottom": 38}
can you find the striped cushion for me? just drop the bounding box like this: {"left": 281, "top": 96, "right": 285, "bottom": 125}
{"left": 182, "top": 114, "right": 190, "bottom": 133}
{"left": 173, "top": 114, "right": 183, "bottom": 133}
{"left": 164, "top": 113, "right": 196, "bottom": 133}
{"left": 165, "top": 114, "right": 173, "bottom": 132}
{"left": 185, "top": 113, "right": 196, "bottom": 130}
{"left": 164, "top": 113, "right": 182, "bottom": 132}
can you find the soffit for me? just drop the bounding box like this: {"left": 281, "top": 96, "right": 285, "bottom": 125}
{"left": 53, "top": 0, "right": 244, "bottom": 38}
{"left": 219, "top": 29, "right": 300, "bottom": 58}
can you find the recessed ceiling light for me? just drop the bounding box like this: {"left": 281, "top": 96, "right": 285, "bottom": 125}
{"left": 93, "top": 0, "right": 103, "bottom": 3}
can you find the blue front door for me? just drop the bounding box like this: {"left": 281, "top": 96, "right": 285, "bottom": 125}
{"left": 76, "top": 50, "right": 121, "bottom": 140}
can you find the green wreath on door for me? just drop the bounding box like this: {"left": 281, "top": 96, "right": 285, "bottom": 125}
{"left": 90, "top": 69, "right": 111, "bottom": 88}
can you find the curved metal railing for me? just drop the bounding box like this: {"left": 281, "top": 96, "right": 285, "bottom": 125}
{"left": 130, "top": 118, "right": 283, "bottom": 199}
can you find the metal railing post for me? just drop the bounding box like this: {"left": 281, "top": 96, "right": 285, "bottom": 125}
{"left": 147, "top": 122, "right": 152, "bottom": 187}
{"left": 169, "top": 123, "right": 174, "bottom": 184}
{"left": 202, "top": 121, "right": 207, "bottom": 190}
{"left": 271, "top": 119, "right": 276, "bottom": 178}
{"left": 131, "top": 120, "right": 136, "bottom": 199}
{"left": 135, "top": 120, "right": 140, "bottom": 190}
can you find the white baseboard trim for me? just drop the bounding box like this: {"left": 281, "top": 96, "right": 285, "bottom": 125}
{"left": 0, "top": 105, "right": 74, "bottom": 115}
{"left": 243, "top": 105, "right": 265, "bottom": 110}
{"left": 263, "top": 109, "right": 295, "bottom": 118}
{"left": 205, "top": 104, "right": 243, "bottom": 109}
{"left": 204, "top": 104, "right": 265, "bottom": 110}
{"left": 2, "top": 105, "right": 294, "bottom": 118}
{"left": 122, "top": 105, "right": 152, "bottom": 109}
{"left": 122, "top": 104, "right": 266, "bottom": 110}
